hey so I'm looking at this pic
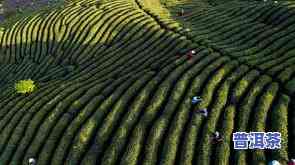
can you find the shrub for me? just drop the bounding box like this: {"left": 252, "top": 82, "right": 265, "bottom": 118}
{"left": 14, "top": 79, "right": 36, "bottom": 94}
{"left": 269, "top": 94, "right": 289, "bottom": 164}
{"left": 215, "top": 105, "right": 235, "bottom": 165}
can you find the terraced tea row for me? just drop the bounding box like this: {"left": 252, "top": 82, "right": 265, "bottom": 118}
{"left": 170, "top": 0, "right": 295, "bottom": 94}
{"left": 0, "top": 0, "right": 293, "bottom": 164}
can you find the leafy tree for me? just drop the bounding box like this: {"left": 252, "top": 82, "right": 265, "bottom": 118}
{"left": 15, "top": 79, "right": 37, "bottom": 94}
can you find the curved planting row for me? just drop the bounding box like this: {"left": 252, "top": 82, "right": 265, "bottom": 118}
{"left": 171, "top": 0, "right": 295, "bottom": 93}
{"left": 0, "top": 0, "right": 293, "bottom": 165}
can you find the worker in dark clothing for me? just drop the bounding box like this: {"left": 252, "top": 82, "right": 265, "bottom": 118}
{"left": 186, "top": 50, "right": 196, "bottom": 60}
{"left": 288, "top": 159, "right": 295, "bottom": 165}
{"left": 177, "top": 8, "right": 185, "bottom": 16}
{"left": 211, "top": 131, "right": 223, "bottom": 144}
{"left": 29, "top": 158, "right": 36, "bottom": 165}
{"left": 197, "top": 108, "right": 208, "bottom": 117}
{"left": 177, "top": 8, "right": 192, "bottom": 17}
{"left": 176, "top": 49, "right": 196, "bottom": 61}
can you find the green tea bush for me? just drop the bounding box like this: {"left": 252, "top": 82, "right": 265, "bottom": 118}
{"left": 269, "top": 94, "right": 289, "bottom": 164}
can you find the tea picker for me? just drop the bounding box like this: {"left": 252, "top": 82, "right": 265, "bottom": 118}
{"left": 178, "top": 8, "right": 185, "bottom": 16}
{"left": 29, "top": 158, "right": 36, "bottom": 165}
{"left": 192, "top": 96, "right": 202, "bottom": 104}
{"left": 211, "top": 131, "right": 223, "bottom": 144}
{"left": 288, "top": 159, "right": 295, "bottom": 165}
{"left": 177, "top": 8, "right": 192, "bottom": 17}
{"left": 187, "top": 50, "right": 196, "bottom": 60}
{"left": 268, "top": 160, "right": 281, "bottom": 165}
{"left": 197, "top": 108, "right": 208, "bottom": 117}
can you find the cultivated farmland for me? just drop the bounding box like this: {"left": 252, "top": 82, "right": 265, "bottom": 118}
{"left": 0, "top": 0, "right": 294, "bottom": 164}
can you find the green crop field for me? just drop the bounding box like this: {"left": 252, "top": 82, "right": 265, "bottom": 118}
{"left": 0, "top": 0, "right": 294, "bottom": 164}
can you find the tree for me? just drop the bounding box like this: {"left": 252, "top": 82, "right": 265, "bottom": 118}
{"left": 15, "top": 79, "right": 37, "bottom": 94}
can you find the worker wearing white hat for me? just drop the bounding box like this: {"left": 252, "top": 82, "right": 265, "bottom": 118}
{"left": 29, "top": 158, "right": 36, "bottom": 165}
{"left": 269, "top": 160, "right": 280, "bottom": 165}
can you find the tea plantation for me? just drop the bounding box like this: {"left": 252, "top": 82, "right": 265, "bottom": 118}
{"left": 0, "top": 0, "right": 294, "bottom": 164}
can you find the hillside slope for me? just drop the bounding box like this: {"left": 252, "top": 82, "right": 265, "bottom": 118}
{"left": 0, "top": 0, "right": 294, "bottom": 165}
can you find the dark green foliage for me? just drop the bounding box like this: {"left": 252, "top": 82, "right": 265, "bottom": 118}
{"left": 0, "top": 0, "right": 293, "bottom": 165}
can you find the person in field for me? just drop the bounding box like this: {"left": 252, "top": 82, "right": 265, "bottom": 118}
{"left": 192, "top": 96, "right": 202, "bottom": 104}
{"left": 176, "top": 49, "right": 196, "bottom": 61}
{"left": 268, "top": 160, "right": 281, "bottom": 165}
{"left": 197, "top": 108, "right": 208, "bottom": 117}
{"left": 211, "top": 131, "right": 223, "bottom": 144}
{"left": 288, "top": 159, "right": 295, "bottom": 165}
{"left": 29, "top": 158, "right": 36, "bottom": 165}
{"left": 186, "top": 50, "right": 196, "bottom": 60}
{"left": 177, "top": 8, "right": 192, "bottom": 17}
{"left": 177, "top": 8, "right": 185, "bottom": 16}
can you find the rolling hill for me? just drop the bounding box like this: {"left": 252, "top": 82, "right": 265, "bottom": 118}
{"left": 0, "top": 0, "right": 294, "bottom": 164}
